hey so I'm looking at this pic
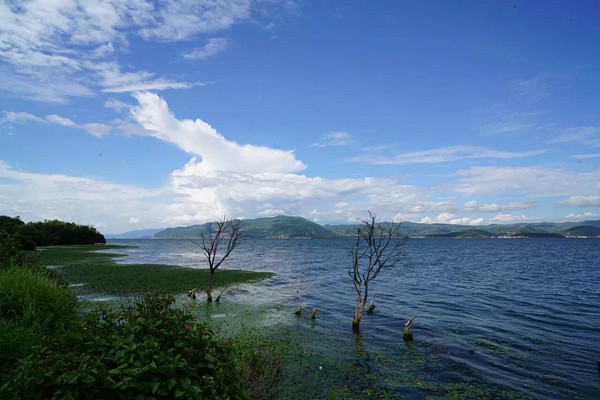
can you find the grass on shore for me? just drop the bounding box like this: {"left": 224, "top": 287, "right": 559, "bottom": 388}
{"left": 37, "top": 245, "right": 274, "bottom": 297}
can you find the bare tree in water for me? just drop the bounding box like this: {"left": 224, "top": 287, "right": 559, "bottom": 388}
{"left": 194, "top": 216, "right": 245, "bottom": 302}
{"left": 349, "top": 212, "right": 407, "bottom": 331}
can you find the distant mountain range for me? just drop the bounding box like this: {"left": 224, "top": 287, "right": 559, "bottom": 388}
{"left": 105, "top": 216, "right": 600, "bottom": 239}
{"left": 105, "top": 228, "right": 164, "bottom": 239}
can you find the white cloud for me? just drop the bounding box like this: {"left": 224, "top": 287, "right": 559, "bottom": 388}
{"left": 489, "top": 213, "right": 530, "bottom": 223}
{"left": 45, "top": 114, "right": 75, "bottom": 126}
{"left": 450, "top": 166, "right": 600, "bottom": 197}
{"left": 558, "top": 195, "right": 600, "bottom": 208}
{"left": 183, "top": 38, "right": 229, "bottom": 60}
{"left": 350, "top": 145, "right": 545, "bottom": 165}
{"left": 463, "top": 200, "right": 538, "bottom": 213}
{"left": 312, "top": 131, "right": 355, "bottom": 147}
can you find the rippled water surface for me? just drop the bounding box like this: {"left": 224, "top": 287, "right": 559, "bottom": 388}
{"left": 107, "top": 238, "right": 600, "bottom": 399}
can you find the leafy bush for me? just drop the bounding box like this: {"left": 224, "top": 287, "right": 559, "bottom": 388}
{"left": 3, "top": 293, "right": 250, "bottom": 399}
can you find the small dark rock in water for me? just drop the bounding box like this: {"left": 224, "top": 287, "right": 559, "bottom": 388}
{"left": 469, "top": 349, "right": 475, "bottom": 353}
{"left": 597, "top": 361, "right": 600, "bottom": 373}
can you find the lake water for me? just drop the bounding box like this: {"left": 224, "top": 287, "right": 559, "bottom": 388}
{"left": 106, "top": 238, "right": 600, "bottom": 399}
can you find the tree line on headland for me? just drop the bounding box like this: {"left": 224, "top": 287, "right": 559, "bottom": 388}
{"left": 0, "top": 215, "right": 105, "bottom": 251}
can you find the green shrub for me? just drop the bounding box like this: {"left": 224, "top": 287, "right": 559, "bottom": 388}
{"left": 0, "top": 231, "right": 21, "bottom": 262}
{"left": 3, "top": 293, "right": 250, "bottom": 399}
{"left": 0, "top": 268, "right": 77, "bottom": 373}
{"left": 0, "top": 268, "right": 77, "bottom": 332}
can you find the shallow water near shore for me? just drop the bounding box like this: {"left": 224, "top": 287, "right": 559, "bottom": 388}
{"left": 106, "top": 238, "right": 600, "bottom": 399}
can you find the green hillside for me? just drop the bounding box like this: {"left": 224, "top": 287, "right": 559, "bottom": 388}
{"left": 153, "top": 216, "right": 600, "bottom": 239}
{"left": 427, "top": 229, "right": 494, "bottom": 238}
{"left": 154, "top": 216, "right": 336, "bottom": 239}
{"left": 563, "top": 225, "right": 600, "bottom": 237}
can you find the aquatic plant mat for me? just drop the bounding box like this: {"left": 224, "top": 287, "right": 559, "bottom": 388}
{"left": 38, "top": 245, "right": 273, "bottom": 297}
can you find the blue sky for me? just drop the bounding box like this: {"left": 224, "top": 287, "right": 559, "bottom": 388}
{"left": 0, "top": 0, "right": 599, "bottom": 233}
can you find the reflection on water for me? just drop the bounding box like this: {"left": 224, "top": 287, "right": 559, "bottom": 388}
{"left": 106, "top": 238, "right": 600, "bottom": 399}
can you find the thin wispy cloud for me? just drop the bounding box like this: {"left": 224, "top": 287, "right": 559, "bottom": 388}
{"left": 463, "top": 200, "right": 538, "bottom": 213}
{"left": 1, "top": 110, "right": 111, "bottom": 137}
{"left": 558, "top": 195, "right": 600, "bottom": 208}
{"left": 450, "top": 166, "right": 600, "bottom": 197}
{"left": 183, "top": 38, "right": 230, "bottom": 60}
{"left": 350, "top": 145, "right": 545, "bottom": 165}
{"left": 509, "top": 72, "right": 559, "bottom": 102}
{"left": 571, "top": 153, "right": 600, "bottom": 159}
{"left": 312, "top": 132, "right": 355, "bottom": 147}
{"left": 45, "top": 115, "right": 76, "bottom": 127}
{"left": 0, "top": 1, "right": 292, "bottom": 102}
{"left": 551, "top": 126, "right": 600, "bottom": 148}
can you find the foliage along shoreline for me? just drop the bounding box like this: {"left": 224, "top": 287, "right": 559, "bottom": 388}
{"left": 1, "top": 224, "right": 280, "bottom": 398}
{"left": 1, "top": 215, "right": 105, "bottom": 250}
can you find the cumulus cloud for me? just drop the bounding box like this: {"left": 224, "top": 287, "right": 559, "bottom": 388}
{"left": 350, "top": 145, "right": 545, "bottom": 165}
{"left": 312, "top": 132, "right": 355, "bottom": 147}
{"left": 0, "top": 161, "right": 168, "bottom": 233}
{"left": 558, "top": 195, "right": 600, "bottom": 208}
{"left": 489, "top": 213, "right": 530, "bottom": 223}
{"left": 463, "top": 200, "right": 538, "bottom": 213}
{"left": 419, "top": 212, "right": 484, "bottom": 226}
{"left": 563, "top": 212, "right": 599, "bottom": 220}
{"left": 183, "top": 38, "right": 229, "bottom": 60}
{"left": 130, "top": 92, "right": 306, "bottom": 174}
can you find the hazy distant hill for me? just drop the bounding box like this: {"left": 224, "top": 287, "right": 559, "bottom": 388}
{"left": 149, "top": 216, "right": 600, "bottom": 239}
{"left": 105, "top": 228, "right": 163, "bottom": 239}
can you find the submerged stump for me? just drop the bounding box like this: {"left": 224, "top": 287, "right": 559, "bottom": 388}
{"left": 403, "top": 316, "right": 416, "bottom": 341}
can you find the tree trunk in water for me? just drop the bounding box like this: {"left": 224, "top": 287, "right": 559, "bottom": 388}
{"left": 353, "top": 300, "right": 365, "bottom": 331}
{"left": 206, "top": 270, "right": 214, "bottom": 302}
{"left": 215, "top": 283, "right": 230, "bottom": 303}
